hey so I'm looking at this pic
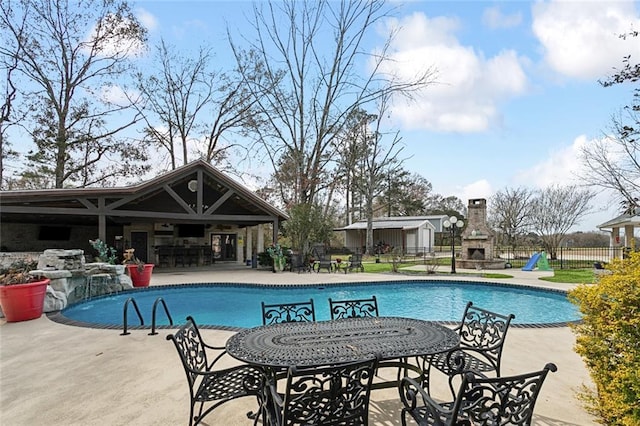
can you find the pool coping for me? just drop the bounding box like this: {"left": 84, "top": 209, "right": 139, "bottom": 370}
{"left": 48, "top": 279, "right": 582, "bottom": 331}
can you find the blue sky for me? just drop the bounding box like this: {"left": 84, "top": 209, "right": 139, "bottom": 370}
{"left": 123, "top": 1, "right": 639, "bottom": 230}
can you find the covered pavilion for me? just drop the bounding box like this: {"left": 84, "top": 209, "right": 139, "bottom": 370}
{"left": 597, "top": 212, "right": 639, "bottom": 258}
{"left": 0, "top": 160, "right": 288, "bottom": 266}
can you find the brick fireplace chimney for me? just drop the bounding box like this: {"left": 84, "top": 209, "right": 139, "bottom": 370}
{"left": 460, "top": 199, "right": 505, "bottom": 269}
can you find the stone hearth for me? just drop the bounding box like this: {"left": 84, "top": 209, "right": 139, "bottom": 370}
{"left": 458, "top": 199, "right": 506, "bottom": 269}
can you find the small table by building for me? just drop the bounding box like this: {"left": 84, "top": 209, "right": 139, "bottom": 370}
{"left": 226, "top": 316, "right": 459, "bottom": 389}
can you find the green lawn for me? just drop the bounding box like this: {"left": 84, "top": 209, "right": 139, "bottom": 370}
{"left": 357, "top": 258, "right": 596, "bottom": 284}
{"left": 538, "top": 268, "right": 596, "bottom": 284}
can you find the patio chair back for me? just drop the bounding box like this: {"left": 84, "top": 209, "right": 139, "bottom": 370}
{"left": 261, "top": 299, "right": 316, "bottom": 325}
{"left": 290, "top": 253, "right": 311, "bottom": 273}
{"left": 314, "top": 252, "right": 334, "bottom": 273}
{"left": 166, "top": 316, "right": 265, "bottom": 426}
{"left": 400, "top": 363, "right": 557, "bottom": 425}
{"left": 265, "top": 356, "right": 379, "bottom": 425}
{"left": 345, "top": 253, "right": 364, "bottom": 273}
{"left": 329, "top": 296, "right": 379, "bottom": 319}
{"left": 454, "top": 301, "right": 515, "bottom": 373}
{"left": 420, "top": 301, "right": 515, "bottom": 397}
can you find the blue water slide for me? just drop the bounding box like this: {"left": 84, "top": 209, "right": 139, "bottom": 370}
{"left": 521, "top": 252, "right": 541, "bottom": 271}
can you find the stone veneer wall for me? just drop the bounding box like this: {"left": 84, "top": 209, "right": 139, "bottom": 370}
{"left": 0, "top": 249, "right": 133, "bottom": 318}
{"left": 459, "top": 199, "right": 505, "bottom": 270}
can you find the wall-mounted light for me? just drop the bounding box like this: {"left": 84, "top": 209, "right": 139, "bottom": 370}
{"left": 188, "top": 180, "right": 198, "bottom": 192}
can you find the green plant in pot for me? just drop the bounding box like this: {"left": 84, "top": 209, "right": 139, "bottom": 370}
{"left": 123, "top": 248, "right": 154, "bottom": 287}
{"left": 89, "top": 239, "right": 117, "bottom": 264}
{"left": 0, "top": 258, "right": 50, "bottom": 322}
{"left": 266, "top": 243, "right": 286, "bottom": 272}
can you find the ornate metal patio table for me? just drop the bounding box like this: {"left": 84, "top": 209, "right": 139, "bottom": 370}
{"left": 226, "top": 316, "right": 459, "bottom": 389}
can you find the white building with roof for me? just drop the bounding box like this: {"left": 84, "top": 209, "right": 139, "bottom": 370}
{"left": 337, "top": 216, "right": 448, "bottom": 254}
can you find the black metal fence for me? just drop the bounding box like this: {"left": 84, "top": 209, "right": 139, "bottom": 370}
{"left": 496, "top": 246, "right": 624, "bottom": 270}
{"left": 328, "top": 245, "right": 625, "bottom": 270}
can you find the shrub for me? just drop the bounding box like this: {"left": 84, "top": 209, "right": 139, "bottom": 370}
{"left": 89, "top": 239, "right": 117, "bottom": 264}
{"left": 568, "top": 252, "right": 640, "bottom": 425}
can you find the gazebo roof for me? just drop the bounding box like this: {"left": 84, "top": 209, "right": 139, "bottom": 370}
{"left": 597, "top": 213, "right": 640, "bottom": 230}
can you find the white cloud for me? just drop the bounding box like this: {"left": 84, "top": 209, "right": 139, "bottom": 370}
{"left": 532, "top": 0, "right": 640, "bottom": 80}
{"left": 513, "top": 134, "right": 590, "bottom": 188}
{"left": 84, "top": 14, "right": 147, "bottom": 58}
{"left": 100, "top": 85, "right": 136, "bottom": 107}
{"left": 510, "top": 134, "right": 630, "bottom": 230}
{"left": 137, "top": 8, "right": 158, "bottom": 32}
{"left": 378, "top": 12, "right": 529, "bottom": 133}
{"left": 482, "top": 6, "right": 522, "bottom": 29}
{"left": 460, "top": 179, "right": 494, "bottom": 203}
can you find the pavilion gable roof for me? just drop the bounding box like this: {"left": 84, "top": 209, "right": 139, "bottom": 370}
{"left": 0, "top": 160, "right": 288, "bottom": 226}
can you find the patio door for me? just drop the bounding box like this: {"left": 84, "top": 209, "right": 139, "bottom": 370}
{"left": 211, "top": 234, "right": 236, "bottom": 261}
{"left": 130, "top": 231, "right": 149, "bottom": 263}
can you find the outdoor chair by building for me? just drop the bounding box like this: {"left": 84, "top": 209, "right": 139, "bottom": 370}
{"left": 290, "top": 253, "right": 311, "bottom": 273}
{"left": 311, "top": 245, "right": 335, "bottom": 273}
{"left": 261, "top": 299, "right": 316, "bottom": 325}
{"left": 263, "top": 356, "right": 379, "bottom": 426}
{"left": 419, "top": 301, "right": 515, "bottom": 397}
{"left": 344, "top": 253, "right": 364, "bottom": 273}
{"left": 329, "top": 296, "right": 379, "bottom": 319}
{"left": 166, "top": 316, "right": 265, "bottom": 426}
{"left": 399, "top": 363, "right": 557, "bottom": 425}
{"left": 314, "top": 253, "right": 334, "bottom": 273}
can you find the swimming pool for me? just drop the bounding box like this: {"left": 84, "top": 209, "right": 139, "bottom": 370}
{"left": 56, "top": 280, "right": 580, "bottom": 329}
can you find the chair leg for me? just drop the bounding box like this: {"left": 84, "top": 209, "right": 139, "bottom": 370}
{"left": 401, "top": 409, "right": 409, "bottom": 426}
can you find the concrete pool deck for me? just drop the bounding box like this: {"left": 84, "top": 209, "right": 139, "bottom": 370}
{"left": 0, "top": 265, "right": 598, "bottom": 425}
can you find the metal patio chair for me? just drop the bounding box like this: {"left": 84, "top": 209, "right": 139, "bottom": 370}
{"left": 329, "top": 296, "right": 379, "bottom": 319}
{"left": 419, "top": 301, "right": 515, "bottom": 397}
{"left": 314, "top": 253, "right": 334, "bottom": 273}
{"left": 400, "top": 363, "right": 557, "bottom": 425}
{"left": 166, "top": 316, "right": 265, "bottom": 426}
{"left": 344, "top": 253, "right": 364, "bottom": 273}
{"left": 263, "top": 356, "right": 380, "bottom": 426}
{"left": 261, "top": 299, "right": 316, "bottom": 325}
{"left": 290, "top": 253, "right": 311, "bottom": 273}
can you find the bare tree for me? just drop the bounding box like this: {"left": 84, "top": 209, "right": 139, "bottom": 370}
{"left": 352, "top": 96, "right": 405, "bottom": 255}
{"left": 332, "top": 109, "right": 376, "bottom": 225}
{"left": 230, "top": 0, "right": 437, "bottom": 207}
{"left": 0, "top": 29, "right": 20, "bottom": 189}
{"left": 528, "top": 185, "right": 595, "bottom": 259}
{"left": 0, "top": 0, "right": 149, "bottom": 188}
{"left": 489, "top": 186, "right": 535, "bottom": 251}
{"left": 579, "top": 30, "right": 639, "bottom": 213}
{"left": 133, "top": 40, "right": 260, "bottom": 172}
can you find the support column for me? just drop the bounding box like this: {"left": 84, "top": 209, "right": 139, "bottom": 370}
{"left": 236, "top": 232, "right": 244, "bottom": 265}
{"left": 624, "top": 224, "right": 635, "bottom": 250}
{"left": 257, "top": 224, "right": 264, "bottom": 254}
{"left": 612, "top": 227, "right": 621, "bottom": 259}
{"left": 272, "top": 218, "right": 279, "bottom": 244}
{"left": 246, "top": 226, "right": 253, "bottom": 265}
{"left": 98, "top": 197, "right": 106, "bottom": 241}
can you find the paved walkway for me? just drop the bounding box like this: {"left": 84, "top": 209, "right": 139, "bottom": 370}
{"left": 0, "top": 265, "right": 598, "bottom": 425}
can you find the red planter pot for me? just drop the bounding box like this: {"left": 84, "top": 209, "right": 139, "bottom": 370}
{"left": 0, "top": 278, "right": 50, "bottom": 322}
{"left": 126, "top": 264, "right": 154, "bottom": 287}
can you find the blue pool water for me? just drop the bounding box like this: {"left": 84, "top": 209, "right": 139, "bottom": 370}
{"left": 59, "top": 280, "right": 580, "bottom": 328}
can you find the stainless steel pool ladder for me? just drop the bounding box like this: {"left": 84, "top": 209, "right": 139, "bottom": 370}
{"left": 121, "top": 297, "right": 174, "bottom": 336}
